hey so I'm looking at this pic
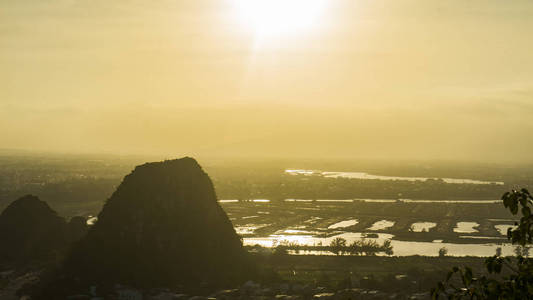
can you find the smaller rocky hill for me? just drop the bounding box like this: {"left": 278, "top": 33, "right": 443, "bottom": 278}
{"left": 0, "top": 195, "right": 68, "bottom": 264}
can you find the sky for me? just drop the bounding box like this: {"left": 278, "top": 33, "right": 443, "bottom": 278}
{"left": 1, "top": 0, "right": 533, "bottom": 162}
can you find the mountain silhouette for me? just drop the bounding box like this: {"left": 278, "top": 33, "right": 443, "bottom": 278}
{"left": 64, "top": 157, "right": 252, "bottom": 289}
{"left": 66, "top": 216, "right": 88, "bottom": 243}
{"left": 0, "top": 195, "right": 67, "bottom": 264}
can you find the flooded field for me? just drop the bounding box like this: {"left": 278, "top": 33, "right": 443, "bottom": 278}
{"left": 368, "top": 220, "right": 395, "bottom": 231}
{"left": 220, "top": 199, "right": 519, "bottom": 257}
{"left": 494, "top": 224, "right": 515, "bottom": 235}
{"left": 410, "top": 222, "right": 437, "bottom": 232}
{"left": 453, "top": 222, "right": 480, "bottom": 233}
{"left": 285, "top": 169, "right": 505, "bottom": 185}
{"left": 284, "top": 199, "right": 503, "bottom": 204}
{"left": 328, "top": 219, "right": 358, "bottom": 229}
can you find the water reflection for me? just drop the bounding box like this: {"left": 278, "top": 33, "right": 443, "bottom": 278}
{"left": 459, "top": 236, "right": 506, "bottom": 240}
{"left": 495, "top": 224, "right": 515, "bottom": 236}
{"left": 220, "top": 198, "right": 503, "bottom": 204}
{"left": 235, "top": 226, "right": 257, "bottom": 235}
{"left": 243, "top": 232, "right": 516, "bottom": 257}
{"left": 219, "top": 199, "right": 239, "bottom": 203}
{"left": 410, "top": 222, "right": 437, "bottom": 232}
{"left": 354, "top": 199, "right": 397, "bottom": 203}
{"left": 328, "top": 219, "right": 358, "bottom": 229}
{"left": 453, "top": 222, "right": 479, "bottom": 233}
{"left": 286, "top": 169, "right": 504, "bottom": 185}
{"left": 285, "top": 199, "right": 314, "bottom": 202}
{"left": 368, "top": 220, "right": 395, "bottom": 231}
{"left": 401, "top": 199, "right": 501, "bottom": 204}
{"left": 316, "top": 199, "right": 353, "bottom": 203}
{"left": 86, "top": 216, "right": 98, "bottom": 226}
{"left": 304, "top": 217, "right": 322, "bottom": 224}
{"left": 276, "top": 229, "right": 321, "bottom": 235}
{"left": 234, "top": 224, "right": 269, "bottom": 235}
{"left": 253, "top": 199, "right": 270, "bottom": 203}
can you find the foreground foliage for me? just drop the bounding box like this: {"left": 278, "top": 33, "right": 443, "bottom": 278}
{"left": 431, "top": 189, "right": 533, "bottom": 299}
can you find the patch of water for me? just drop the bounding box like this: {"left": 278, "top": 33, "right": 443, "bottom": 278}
{"left": 219, "top": 199, "right": 239, "bottom": 203}
{"left": 282, "top": 198, "right": 501, "bottom": 204}
{"left": 316, "top": 199, "right": 353, "bottom": 203}
{"left": 410, "top": 222, "right": 437, "bottom": 232}
{"left": 459, "top": 236, "right": 506, "bottom": 240}
{"left": 243, "top": 232, "right": 516, "bottom": 257}
{"left": 368, "top": 220, "right": 395, "bottom": 231}
{"left": 285, "top": 169, "right": 504, "bottom": 185}
{"left": 235, "top": 224, "right": 270, "bottom": 235}
{"left": 287, "top": 250, "right": 337, "bottom": 256}
{"left": 401, "top": 199, "right": 501, "bottom": 204}
{"left": 244, "top": 232, "right": 393, "bottom": 248}
{"left": 322, "top": 171, "right": 504, "bottom": 185}
{"left": 328, "top": 219, "right": 358, "bottom": 229}
{"left": 276, "top": 229, "right": 322, "bottom": 235}
{"left": 285, "top": 169, "right": 318, "bottom": 175}
{"left": 453, "top": 222, "right": 479, "bottom": 233}
{"left": 304, "top": 217, "right": 322, "bottom": 224}
{"left": 86, "top": 216, "right": 98, "bottom": 226}
{"left": 285, "top": 199, "right": 314, "bottom": 202}
{"left": 354, "top": 199, "right": 397, "bottom": 203}
{"left": 235, "top": 227, "right": 256, "bottom": 235}
{"left": 495, "top": 224, "right": 516, "bottom": 236}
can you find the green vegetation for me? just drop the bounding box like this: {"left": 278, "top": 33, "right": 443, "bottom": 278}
{"left": 252, "top": 254, "right": 488, "bottom": 296}
{"left": 328, "top": 237, "right": 393, "bottom": 256}
{"left": 432, "top": 189, "right": 533, "bottom": 299}
{"left": 246, "top": 237, "right": 393, "bottom": 256}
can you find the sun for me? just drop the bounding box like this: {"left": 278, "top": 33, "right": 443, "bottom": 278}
{"left": 233, "top": 0, "right": 327, "bottom": 37}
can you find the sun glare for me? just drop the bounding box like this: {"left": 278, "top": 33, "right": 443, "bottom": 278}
{"left": 233, "top": 0, "right": 326, "bottom": 37}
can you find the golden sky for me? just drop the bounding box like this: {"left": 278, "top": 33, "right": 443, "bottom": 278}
{"left": 1, "top": 0, "right": 533, "bottom": 161}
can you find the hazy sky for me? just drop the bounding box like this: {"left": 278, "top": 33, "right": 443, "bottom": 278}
{"left": 1, "top": 0, "right": 533, "bottom": 162}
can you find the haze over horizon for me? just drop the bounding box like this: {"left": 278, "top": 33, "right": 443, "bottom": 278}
{"left": 2, "top": 0, "right": 533, "bottom": 162}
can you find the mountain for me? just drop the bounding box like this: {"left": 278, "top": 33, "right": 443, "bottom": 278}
{"left": 64, "top": 157, "right": 252, "bottom": 288}
{"left": 66, "top": 216, "right": 88, "bottom": 243}
{"left": 0, "top": 195, "right": 67, "bottom": 264}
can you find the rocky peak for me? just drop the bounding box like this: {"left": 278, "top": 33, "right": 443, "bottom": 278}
{"left": 0, "top": 195, "right": 67, "bottom": 263}
{"left": 64, "top": 157, "right": 253, "bottom": 288}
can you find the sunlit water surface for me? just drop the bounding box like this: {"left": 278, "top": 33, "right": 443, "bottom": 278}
{"left": 328, "top": 219, "right": 358, "bottom": 229}
{"left": 410, "top": 222, "right": 437, "bottom": 232}
{"left": 368, "top": 220, "right": 395, "bottom": 231}
{"left": 285, "top": 169, "right": 504, "bottom": 185}
{"left": 243, "top": 232, "right": 517, "bottom": 257}
{"left": 453, "top": 222, "right": 480, "bottom": 233}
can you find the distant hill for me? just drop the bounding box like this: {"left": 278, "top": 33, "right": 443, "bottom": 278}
{"left": 63, "top": 157, "right": 253, "bottom": 289}
{"left": 0, "top": 195, "right": 68, "bottom": 264}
